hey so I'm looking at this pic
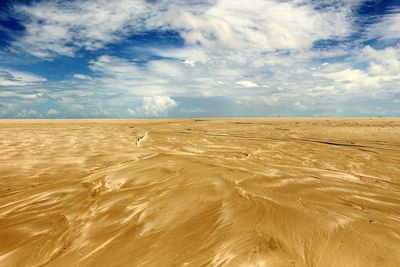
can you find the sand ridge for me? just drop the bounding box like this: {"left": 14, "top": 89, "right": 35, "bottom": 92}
{"left": 0, "top": 118, "right": 400, "bottom": 266}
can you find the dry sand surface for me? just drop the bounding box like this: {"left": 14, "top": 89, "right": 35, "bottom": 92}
{"left": 1, "top": 118, "right": 400, "bottom": 267}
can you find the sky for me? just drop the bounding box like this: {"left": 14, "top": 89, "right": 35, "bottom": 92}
{"left": 0, "top": 0, "right": 399, "bottom": 118}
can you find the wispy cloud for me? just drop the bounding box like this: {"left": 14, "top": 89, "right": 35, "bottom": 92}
{"left": 0, "top": 0, "right": 399, "bottom": 117}
{"left": 12, "top": 0, "right": 355, "bottom": 58}
{"left": 0, "top": 68, "right": 46, "bottom": 87}
{"left": 367, "top": 9, "right": 400, "bottom": 40}
{"left": 13, "top": 0, "right": 149, "bottom": 58}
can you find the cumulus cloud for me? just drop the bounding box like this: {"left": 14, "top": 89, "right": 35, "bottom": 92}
{"left": 47, "top": 108, "right": 59, "bottom": 115}
{"left": 320, "top": 68, "right": 380, "bottom": 90}
{"left": 317, "top": 46, "right": 400, "bottom": 91}
{"left": 1, "top": 0, "right": 399, "bottom": 117}
{"left": 139, "top": 96, "right": 177, "bottom": 116}
{"left": 362, "top": 45, "right": 400, "bottom": 77}
{"left": 324, "top": 68, "right": 369, "bottom": 82}
{"left": 235, "top": 80, "right": 259, "bottom": 88}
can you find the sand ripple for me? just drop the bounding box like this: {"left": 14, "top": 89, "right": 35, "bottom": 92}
{"left": 0, "top": 119, "right": 400, "bottom": 266}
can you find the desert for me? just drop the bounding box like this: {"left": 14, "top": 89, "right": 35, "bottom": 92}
{"left": 0, "top": 118, "right": 400, "bottom": 266}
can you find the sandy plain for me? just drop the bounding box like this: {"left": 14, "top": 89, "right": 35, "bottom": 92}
{"left": 0, "top": 118, "right": 400, "bottom": 267}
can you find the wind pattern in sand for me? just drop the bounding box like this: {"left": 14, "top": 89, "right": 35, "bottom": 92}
{"left": 1, "top": 119, "right": 400, "bottom": 266}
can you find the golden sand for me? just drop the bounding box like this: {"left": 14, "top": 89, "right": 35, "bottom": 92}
{"left": 0, "top": 118, "right": 400, "bottom": 266}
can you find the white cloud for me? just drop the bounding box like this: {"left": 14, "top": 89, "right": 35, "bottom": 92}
{"left": 161, "top": 0, "right": 352, "bottom": 52}
{"left": 235, "top": 80, "right": 259, "bottom": 88}
{"left": 362, "top": 46, "right": 400, "bottom": 77}
{"left": 140, "top": 96, "right": 177, "bottom": 116}
{"left": 127, "top": 108, "right": 136, "bottom": 115}
{"left": 73, "top": 74, "right": 92, "bottom": 80}
{"left": 316, "top": 46, "right": 400, "bottom": 91}
{"left": 0, "top": 68, "right": 46, "bottom": 87}
{"left": 4, "top": 1, "right": 399, "bottom": 117}
{"left": 368, "top": 11, "right": 400, "bottom": 40}
{"left": 262, "top": 95, "right": 280, "bottom": 106}
{"left": 72, "top": 104, "right": 85, "bottom": 110}
{"left": 86, "top": 55, "right": 173, "bottom": 95}
{"left": 17, "top": 109, "right": 38, "bottom": 117}
{"left": 13, "top": 0, "right": 355, "bottom": 58}
{"left": 320, "top": 68, "right": 380, "bottom": 90}
{"left": 148, "top": 60, "right": 184, "bottom": 77}
{"left": 294, "top": 101, "right": 306, "bottom": 110}
{"left": 0, "top": 91, "right": 46, "bottom": 100}
{"left": 47, "top": 108, "right": 59, "bottom": 115}
{"left": 14, "top": 0, "right": 149, "bottom": 58}
{"left": 84, "top": 55, "right": 222, "bottom": 97}
{"left": 154, "top": 47, "right": 208, "bottom": 66}
{"left": 324, "top": 68, "right": 368, "bottom": 83}
{"left": 179, "top": 107, "right": 208, "bottom": 113}
{"left": 89, "top": 55, "right": 141, "bottom": 76}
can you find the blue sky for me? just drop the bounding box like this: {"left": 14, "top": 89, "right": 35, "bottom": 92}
{"left": 0, "top": 0, "right": 399, "bottom": 118}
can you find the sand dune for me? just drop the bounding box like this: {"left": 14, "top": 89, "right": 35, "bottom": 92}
{"left": 1, "top": 118, "right": 400, "bottom": 266}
